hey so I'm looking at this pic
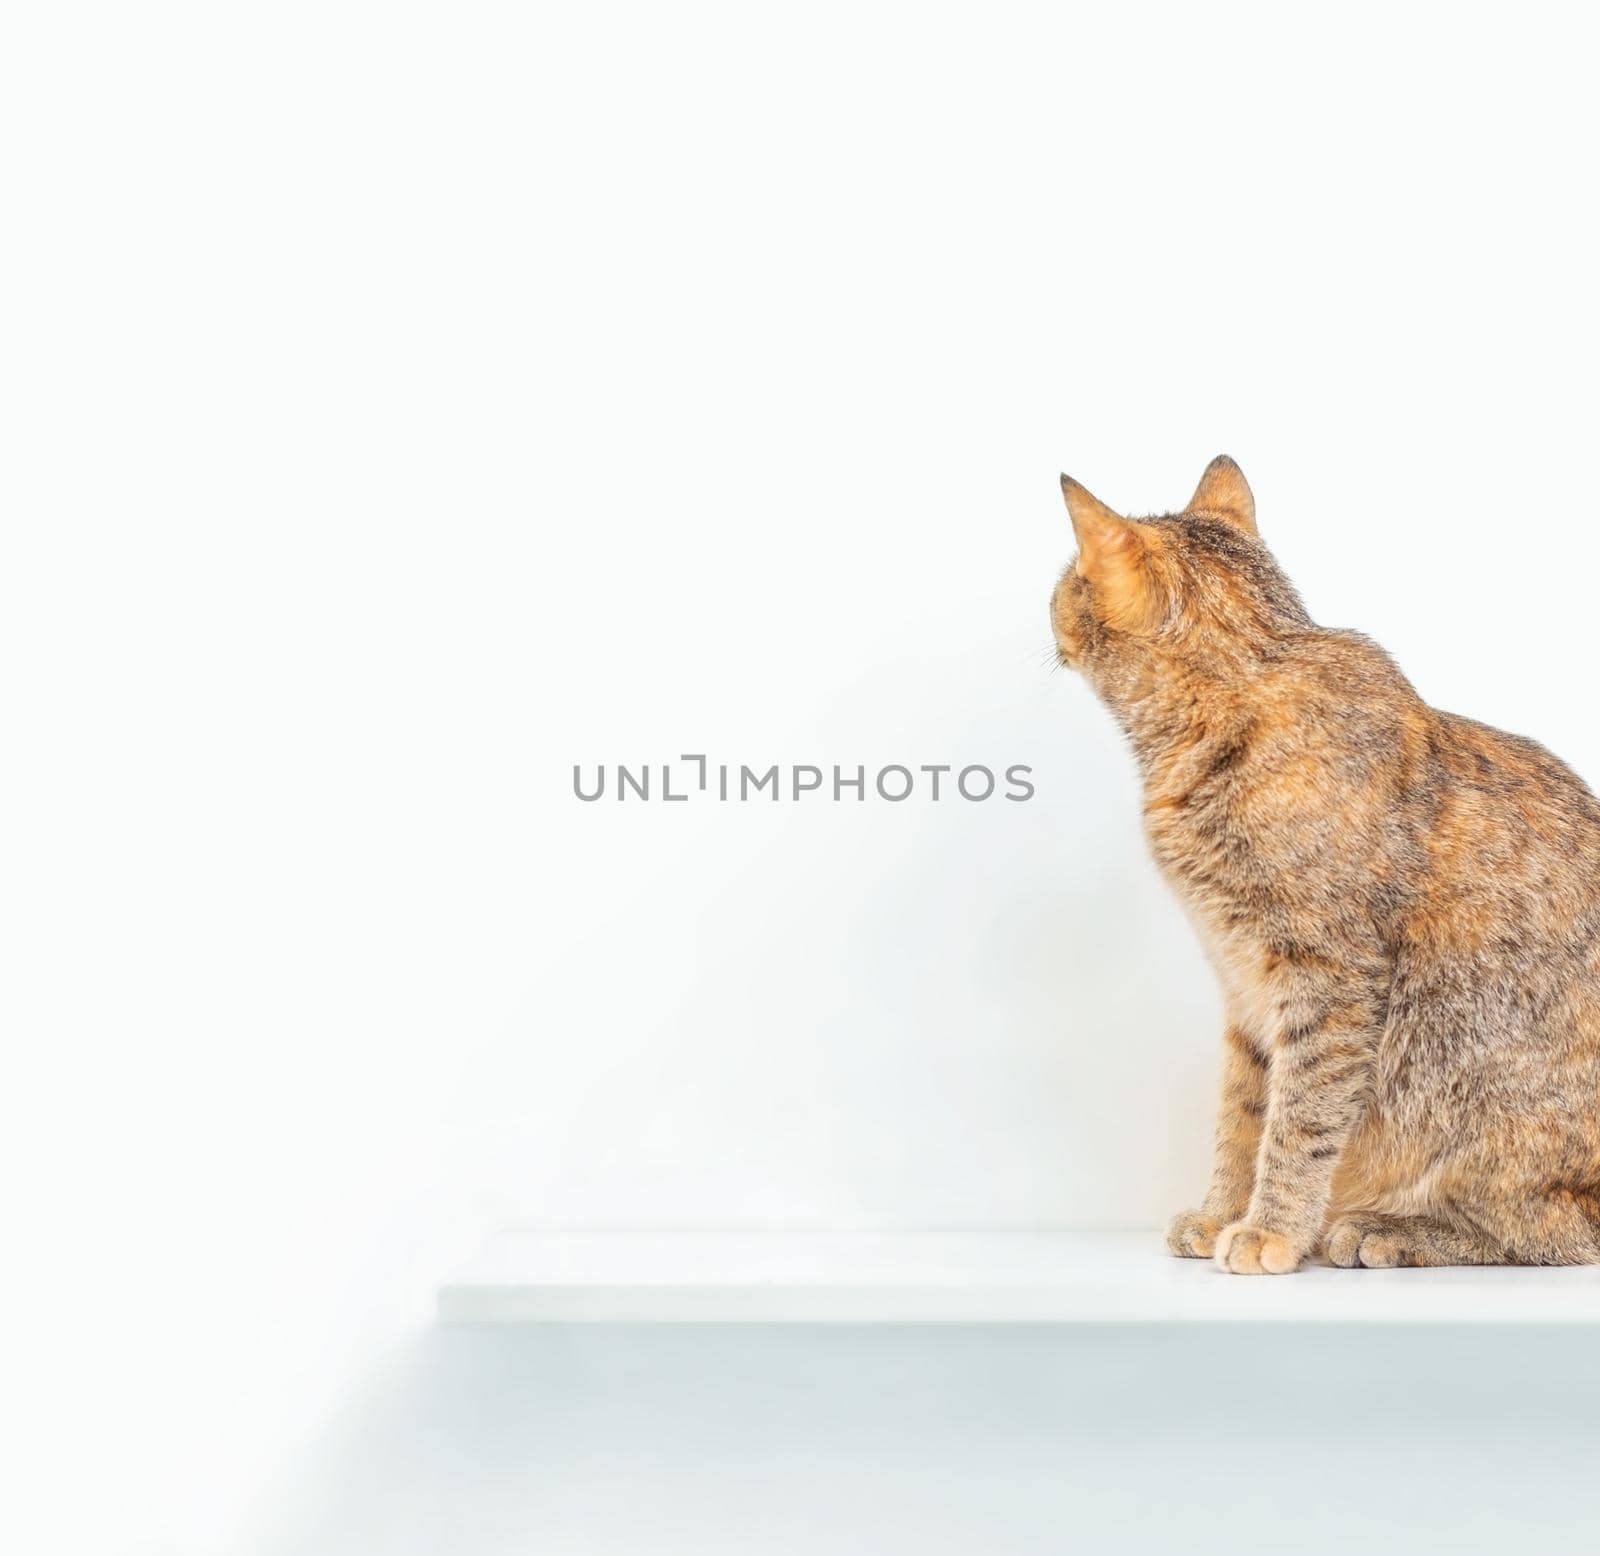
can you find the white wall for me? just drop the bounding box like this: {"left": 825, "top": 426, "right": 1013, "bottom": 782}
{"left": 8, "top": 3, "right": 1600, "bottom": 1551}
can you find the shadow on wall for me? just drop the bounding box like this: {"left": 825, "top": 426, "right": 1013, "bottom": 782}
{"left": 255, "top": 1322, "right": 1600, "bottom": 1556}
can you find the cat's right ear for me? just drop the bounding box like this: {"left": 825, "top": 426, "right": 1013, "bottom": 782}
{"left": 1060, "top": 475, "right": 1159, "bottom": 632}
{"left": 1186, "top": 454, "right": 1257, "bottom": 534}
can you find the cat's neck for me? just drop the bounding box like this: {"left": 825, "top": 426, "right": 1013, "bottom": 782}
{"left": 1104, "top": 651, "right": 1260, "bottom": 785}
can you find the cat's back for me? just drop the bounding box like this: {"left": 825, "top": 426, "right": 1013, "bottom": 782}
{"left": 1405, "top": 706, "right": 1600, "bottom": 904}
{"left": 1149, "top": 622, "right": 1600, "bottom": 944}
{"left": 1248, "top": 631, "right": 1600, "bottom": 879}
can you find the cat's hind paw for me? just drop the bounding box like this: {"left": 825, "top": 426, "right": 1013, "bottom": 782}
{"left": 1324, "top": 1215, "right": 1428, "bottom": 1268}
{"left": 1165, "top": 1209, "right": 1221, "bottom": 1259}
{"left": 1214, "top": 1221, "right": 1303, "bottom": 1275}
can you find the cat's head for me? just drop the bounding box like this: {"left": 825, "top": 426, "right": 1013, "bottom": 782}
{"left": 1049, "top": 456, "right": 1308, "bottom": 690}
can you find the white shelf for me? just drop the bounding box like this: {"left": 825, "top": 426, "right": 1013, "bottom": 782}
{"left": 437, "top": 1228, "right": 1600, "bottom": 1323}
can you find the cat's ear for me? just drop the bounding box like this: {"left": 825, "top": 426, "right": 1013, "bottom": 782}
{"left": 1060, "top": 475, "right": 1161, "bottom": 631}
{"left": 1186, "top": 454, "right": 1257, "bottom": 535}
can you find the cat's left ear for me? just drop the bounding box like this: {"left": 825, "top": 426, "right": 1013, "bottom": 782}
{"left": 1060, "top": 474, "right": 1164, "bottom": 632}
{"left": 1186, "top": 454, "right": 1257, "bottom": 535}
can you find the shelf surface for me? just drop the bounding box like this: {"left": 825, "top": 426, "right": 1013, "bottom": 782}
{"left": 438, "top": 1228, "right": 1600, "bottom": 1323}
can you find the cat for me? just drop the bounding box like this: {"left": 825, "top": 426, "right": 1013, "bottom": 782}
{"left": 1051, "top": 456, "right": 1600, "bottom": 1272}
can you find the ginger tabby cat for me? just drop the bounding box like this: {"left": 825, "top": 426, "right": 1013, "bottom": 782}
{"left": 1051, "top": 456, "right": 1600, "bottom": 1273}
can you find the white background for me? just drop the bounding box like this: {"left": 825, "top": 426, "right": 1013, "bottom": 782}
{"left": 7, "top": 3, "right": 1600, "bottom": 1551}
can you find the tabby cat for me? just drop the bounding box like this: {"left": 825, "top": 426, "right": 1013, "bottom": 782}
{"left": 1051, "top": 456, "right": 1600, "bottom": 1272}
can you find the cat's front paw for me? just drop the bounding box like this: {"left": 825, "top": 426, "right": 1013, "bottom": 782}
{"left": 1165, "top": 1209, "right": 1221, "bottom": 1259}
{"left": 1214, "top": 1221, "right": 1304, "bottom": 1275}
